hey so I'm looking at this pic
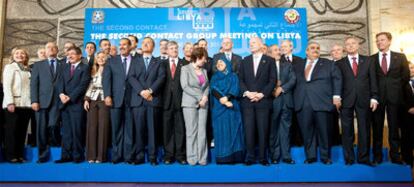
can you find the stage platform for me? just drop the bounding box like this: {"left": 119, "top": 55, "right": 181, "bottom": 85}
{"left": 0, "top": 146, "right": 411, "bottom": 183}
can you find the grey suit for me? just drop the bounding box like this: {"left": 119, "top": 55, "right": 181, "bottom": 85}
{"left": 180, "top": 64, "right": 209, "bottom": 165}
{"left": 31, "top": 58, "right": 64, "bottom": 161}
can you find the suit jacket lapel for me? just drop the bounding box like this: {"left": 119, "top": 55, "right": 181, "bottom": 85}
{"left": 256, "top": 55, "right": 268, "bottom": 79}
{"left": 42, "top": 60, "right": 53, "bottom": 80}
{"left": 344, "top": 57, "right": 355, "bottom": 77}
{"left": 389, "top": 51, "right": 398, "bottom": 73}
{"left": 310, "top": 59, "right": 322, "bottom": 81}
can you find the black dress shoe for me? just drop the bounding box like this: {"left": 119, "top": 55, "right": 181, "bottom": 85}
{"left": 111, "top": 159, "right": 122, "bottom": 164}
{"left": 358, "top": 161, "right": 375, "bottom": 167}
{"left": 244, "top": 160, "right": 254, "bottom": 166}
{"left": 372, "top": 160, "right": 382, "bottom": 165}
{"left": 126, "top": 160, "right": 136, "bottom": 165}
{"left": 36, "top": 158, "right": 48, "bottom": 164}
{"left": 345, "top": 159, "right": 354, "bottom": 165}
{"left": 304, "top": 158, "right": 317, "bottom": 164}
{"left": 8, "top": 158, "right": 20, "bottom": 163}
{"left": 73, "top": 158, "right": 83, "bottom": 164}
{"left": 321, "top": 159, "right": 332, "bottom": 165}
{"left": 282, "top": 158, "right": 295, "bottom": 164}
{"left": 164, "top": 159, "right": 173, "bottom": 165}
{"left": 271, "top": 159, "right": 279, "bottom": 164}
{"left": 177, "top": 159, "right": 187, "bottom": 165}
{"left": 55, "top": 158, "right": 73, "bottom": 164}
{"left": 259, "top": 160, "right": 270, "bottom": 166}
{"left": 391, "top": 159, "right": 405, "bottom": 165}
{"left": 150, "top": 159, "right": 158, "bottom": 166}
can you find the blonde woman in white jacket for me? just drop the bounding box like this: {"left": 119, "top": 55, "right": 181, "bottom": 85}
{"left": 2, "top": 47, "right": 32, "bottom": 163}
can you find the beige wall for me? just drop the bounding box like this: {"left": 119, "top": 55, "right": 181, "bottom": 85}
{"left": 0, "top": 0, "right": 6, "bottom": 74}
{"left": 368, "top": 0, "right": 414, "bottom": 62}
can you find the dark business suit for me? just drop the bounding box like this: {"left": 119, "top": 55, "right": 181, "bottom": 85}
{"left": 281, "top": 54, "right": 304, "bottom": 147}
{"left": 161, "top": 58, "right": 188, "bottom": 162}
{"left": 292, "top": 58, "right": 342, "bottom": 161}
{"left": 57, "top": 62, "right": 90, "bottom": 160}
{"left": 371, "top": 51, "right": 410, "bottom": 163}
{"left": 212, "top": 52, "right": 242, "bottom": 75}
{"left": 30, "top": 58, "right": 64, "bottom": 161}
{"left": 239, "top": 54, "right": 276, "bottom": 163}
{"left": 269, "top": 59, "right": 296, "bottom": 161}
{"left": 336, "top": 55, "right": 378, "bottom": 163}
{"left": 402, "top": 80, "right": 414, "bottom": 166}
{"left": 102, "top": 55, "right": 136, "bottom": 162}
{"left": 331, "top": 60, "right": 342, "bottom": 146}
{"left": 128, "top": 55, "right": 165, "bottom": 162}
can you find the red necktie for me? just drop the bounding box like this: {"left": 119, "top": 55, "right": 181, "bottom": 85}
{"left": 171, "top": 59, "right": 176, "bottom": 78}
{"left": 381, "top": 53, "right": 387, "bottom": 75}
{"left": 70, "top": 65, "right": 75, "bottom": 77}
{"left": 352, "top": 57, "right": 358, "bottom": 76}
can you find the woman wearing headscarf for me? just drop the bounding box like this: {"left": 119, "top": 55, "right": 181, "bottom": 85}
{"left": 210, "top": 58, "right": 245, "bottom": 164}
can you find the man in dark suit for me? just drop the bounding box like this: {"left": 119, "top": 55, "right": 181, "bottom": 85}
{"left": 31, "top": 42, "right": 65, "bottom": 163}
{"left": 268, "top": 44, "right": 296, "bottom": 164}
{"left": 197, "top": 38, "right": 213, "bottom": 78}
{"left": 103, "top": 38, "right": 135, "bottom": 164}
{"left": 99, "top": 38, "right": 111, "bottom": 56}
{"left": 212, "top": 38, "right": 242, "bottom": 75}
{"left": 85, "top": 42, "right": 96, "bottom": 67}
{"left": 61, "top": 41, "right": 76, "bottom": 64}
{"left": 55, "top": 46, "right": 90, "bottom": 163}
{"left": 157, "top": 39, "right": 169, "bottom": 60}
{"left": 292, "top": 42, "right": 342, "bottom": 165}
{"left": 128, "top": 35, "right": 140, "bottom": 57}
{"left": 280, "top": 40, "right": 304, "bottom": 147}
{"left": 402, "top": 63, "right": 414, "bottom": 167}
{"left": 371, "top": 32, "right": 410, "bottom": 165}
{"left": 160, "top": 41, "right": 188, "bottom": 165}
{"left": 239, "top": 37, "right": 276, "bottom": 166}
{"left": 330, "top": 44, "right": 345, "bottom": 146}
{"left": 128, "top": 37, "right": 166, "bottom": 166}
{"left": 336, "top": 36, "right": 378, "bottom": 166}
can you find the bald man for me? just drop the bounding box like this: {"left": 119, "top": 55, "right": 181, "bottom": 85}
{"left": 212, "top": 37, "right": 242, "bottom": 75}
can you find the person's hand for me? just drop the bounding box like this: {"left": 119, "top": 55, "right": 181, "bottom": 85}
{"left": 219, "top": 97, "right": 228, "bottom": 105}
{"left": 273, "top": 87, "right": 283, "bottom": 98}
{"left": 370, "top": 101, "right": 378, "bottom": 112}
{"left": 140, "top": 90, "right": 151, "bottom": 100}
{"left": 408, "top": 107, "right": 414, "bottom": 115}
{"left": 7, "top": 104, "right": 15, "bottom": 113}
{"left": 199, "top": 96, "right": 208, "bottom": 108}
{"left": 333, "top": 98, "right": 341, "bottom": 112}
{"left": 84, "top": 101, "right": 90, "bottom": 111}
{"left": 146, "top": 95, "right": 153, "bottom": 102}
{"left": 59, "top": 94, "right": 70, "bottom": 104}
{"left": 104, "top": 96, "right": 113, "bottom": 107}
{"left": 31, "top": 102, "right": 40, "bottom": 111}
{"left": 224, "top": 101, "right": 233, "bottom": 108}
{"left": 251, "top": 93, "right": 264, "bottom": 102}
{"left": 245, "top": 91, "right": 257, "bottom": 100}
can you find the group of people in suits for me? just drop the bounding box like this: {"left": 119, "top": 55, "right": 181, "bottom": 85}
{"left": 0, "top": 31, "right": 413, "bottom": 168}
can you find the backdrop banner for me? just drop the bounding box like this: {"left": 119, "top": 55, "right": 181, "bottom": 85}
{"left": 84, "top": 7, "right": 307, "bottom": 58}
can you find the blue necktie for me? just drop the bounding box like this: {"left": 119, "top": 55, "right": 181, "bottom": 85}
{"left": 122, "top": 57, "right": 127, "bottom": 75}
{"left": 50, "top": 59, "right": 55, "bottom": 75}
{"left": 145, "top": 57, "right": 150, "bottom": 70}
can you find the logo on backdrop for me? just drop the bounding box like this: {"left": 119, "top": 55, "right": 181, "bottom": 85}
{"left": 92, "top": 10, "right": 105, "bottom": 24}
{"left": 284, "top": 9, "right": 300, "bottom": 24}
{"left": 192, "top": 11, "right": 214, "bottom": 31}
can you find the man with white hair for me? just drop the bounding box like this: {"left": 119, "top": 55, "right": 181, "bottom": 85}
{"left": 239, "top": 37, "right": 276, "bottom": 166}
